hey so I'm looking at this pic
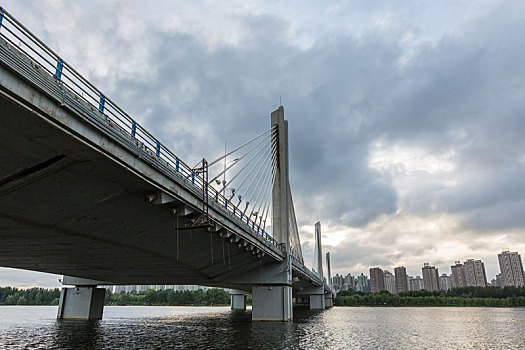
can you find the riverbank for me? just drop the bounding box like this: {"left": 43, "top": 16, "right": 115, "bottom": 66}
{"left": 335, "top": 286, "right": 525, "bottom": 307}
{"left": 335, "top": 295, "right": 525, "bottom": 307}
{"left": 0, "top": 287, "right": 231, "bottom": 306}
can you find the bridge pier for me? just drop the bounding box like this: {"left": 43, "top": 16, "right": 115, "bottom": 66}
{"left": 230, "top": 290, "right": 247, "bottom": 310}
{"left": 295, "top": 285, "right": 326, "bottom": 310}
{"left": 308, "top": 286, "right": 326, "bottom": 310}
{"left": 324, "top": 293, "right": 334, "bottom": 308}
{"left": 252, "top": 285, "right": 293, "bottom": 321}
{"left": 57, "top": 277, "right": 106, "bottom": 320}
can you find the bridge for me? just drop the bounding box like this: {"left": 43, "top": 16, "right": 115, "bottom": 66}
{"left": 0, "top": 7, "right": 334, "bottom": 321}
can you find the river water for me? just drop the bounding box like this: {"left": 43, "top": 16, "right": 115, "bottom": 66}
{"left": 0, "top": 306, "right": 524, "bottom": 349}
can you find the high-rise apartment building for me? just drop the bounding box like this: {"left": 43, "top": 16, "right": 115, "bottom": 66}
{"left": 332, "top": 274, "right": 345, "bottom": 291}
{"left": 370, "top": 267, "right": 385, "bottom": 293}
{"left": 463, "top": 259, "right": 487, "bottom": 287}
{"left": 451, "top": 261, "right": 466, "bottom": 289}
{"left": 344, "top": 273, "right": 355, "bottom": 290}
{"left": 408, "top": 276, "right": 424, "bottom": 291}
{"left": 493, "top": 273, "right": 504, "bottom": 287}
{"left": 422, "top": 263, "right": 440, "bottom": 291}
{"left": 383, "top": 270, "right": 396, "bottom": 294}
{"left": 394, "top": 266, "right": 408, "bottom": 293}
{"left": 498, "top": 250, "right": 525, "bottom": 287}
{"left": 438, "top": 274, "right": 453, "bottom": 291}
{"left": 356, "top": 273, "right": 370, "bottom": 292}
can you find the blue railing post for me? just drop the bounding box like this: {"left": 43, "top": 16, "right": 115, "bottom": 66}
{"left": 240, "top": 212, "right": 243, "bottom": 220}
{"left": 233, "top": 206, "right": 236, "bottom": 215}
{"left": 156, "top": 141, "right": 160, "bottom": 156}
{"left": 205, "top": 182, "right": 208, "bottom": 195}
{"left": 98, "top": 93, "right": 105, "bottom": 113}
{"left": 131, "top": 121, "right": 136, "bottom": 137}
{"left": 175, "top": 158, "right": 180, "bottom": 172}
{"left": 0, "top": 8, "right": 4, "bottom": 29}
{"left": 55, "top": 57, "right": 63, "bottom": 82}
{"left": 191, "top": 171, "right": 195, "bottom": 184}
{"left": 215, "top": 191, "right": 218, "bottom": 201}
{"left": 224, "top": 199, "right": 228, "bottom": 208}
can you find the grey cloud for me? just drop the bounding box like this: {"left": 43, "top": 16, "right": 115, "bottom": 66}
{"left": 1, "top": 0, "right": 525, "bottom": 285}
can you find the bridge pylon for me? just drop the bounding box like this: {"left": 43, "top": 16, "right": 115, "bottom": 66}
{"left": 325, "top": 252, "right": 334, "bottom": 308}
{"left": 251, "top": 106, "right": 293, "bottom": 321}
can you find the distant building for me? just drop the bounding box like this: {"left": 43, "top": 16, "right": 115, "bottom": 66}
{"left": 451, "top": 261, "right": 467, "bottom": 289}
{"left": 394, "top": 266, "right": 408, "bottom": 293}
{"left": 344, "top": 273, "right": 355, "bottom": 290}
{"left": 492, "top": 273, "right": 504, "bottom": 288}
{"left": 370, "top": 267, "right": 385, "bottom": 293}
{"left": 107, "top": 285, "right": 204, "bottom": 293}
{"left": 498, "top": 250, "right": 525, "bottom": 287}
{"left": 356, "top": 273, "right": 370, "bottom": 292}
{"left": 408, "top": 276, "right": 424, "bottom": 291}
{"left": 439, "top": 274, "right": 453, "bottom": 291}
{"left": 422, "top": 263, "right": 440, "bottom": 291}
{"left": 332, "top": 274, "right": 345, "bottom": 291}
{"left": 463, "top": 259, "right": 487, "bottom": 287}
{"left": 383, "top": 270, "right": 396, "bottom": 294}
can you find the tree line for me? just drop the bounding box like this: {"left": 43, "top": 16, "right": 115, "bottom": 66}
{"left": 335, "top": 286, "right": 525, "bottom": 307}
{"left": 105, "top": 288, "right": 231, "bottom": 306}
{"left": 0, "top": 287, "right": 231, "bottom": 306}
{"left": 0, "top": 287, "right": 61, "bottom": 305}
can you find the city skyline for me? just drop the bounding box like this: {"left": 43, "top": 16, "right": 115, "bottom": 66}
{"left": 1, "top": 0, "right": 525, "bottom": 287}
{"left": 331, "top": 250, "right": 525, "bottom": 293}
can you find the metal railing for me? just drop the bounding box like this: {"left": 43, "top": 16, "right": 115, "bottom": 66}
{"left": 0, "top": 8, "right": 319, "bottom": 282}
{"left": 0, "top": 7, "right": 298, "bottom": 259}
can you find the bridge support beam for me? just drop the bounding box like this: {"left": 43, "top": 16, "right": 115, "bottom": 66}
{"left": 230, "top": 290, "right": 247, "bottom": 310}
{"left": 252, "top": 285, "right": 293, "bottom": 321}
{"left": 57, "top": 276, "right": 106, "bottom": 320}
{"left": 296, "top": 285, "right": 326, "bottom": 310}
{"left": 308, "top": 286, "right": 326, "bottom": 310}
{"left": 324, "top": 293, "right": 334, "bottom": 308}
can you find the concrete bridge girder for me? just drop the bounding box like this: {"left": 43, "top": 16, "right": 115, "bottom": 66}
{"left": 0, "top": 35, "right": 329, "bottom": 321}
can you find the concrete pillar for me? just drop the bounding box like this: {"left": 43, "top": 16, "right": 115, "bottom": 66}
{"left": 252, "top": 285, "right": 293, "bottom": 321}
{"left": 230, "top": 290, "right": 247, "bottom": 310}
{"left": 57, "top": 276, "right": 106, "bottom": 320}
{"left": 326, "top": 252, "right": 332, "bottom": 288}
{"left": 303, "top": 285, "right": 325, "bottom": 310}
{"left": 324, "top": 293, "right": 334, "bottom": 308}
{"left": 248, "top": 106, "right": 293, "bottom": 322}
{"left": 309, "top": 294, "right": 325, "bottom": 310}
{"left": 57, "top": 287, "right": 105, "bottom": 320}
{"left": 314, "top": 222, "right": 324, "bottom": 280}
{"left": 271, "top": 106, "right": 289, "bottom": 248}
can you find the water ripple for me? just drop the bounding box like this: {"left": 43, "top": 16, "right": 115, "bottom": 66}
{"left": 0, "top": 306, "right": 524, "bottom": 349}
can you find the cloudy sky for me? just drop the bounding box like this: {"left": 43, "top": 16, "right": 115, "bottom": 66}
{"left": 2, "top": 0, "right": 525, "bottom": 287}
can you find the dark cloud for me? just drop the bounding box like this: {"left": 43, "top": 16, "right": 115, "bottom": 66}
{"left": 1, "top": 0, "right": 525, "bottom": 285}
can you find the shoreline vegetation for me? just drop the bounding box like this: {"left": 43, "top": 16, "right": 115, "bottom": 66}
{"left": 2, "top": 286, "right": 525, "bottom": 307}
{"left": 0, "top": 287, "right": 231, "bottom": 306}
{"left": 334, "top": 286, "right": 525, "bottom": 307}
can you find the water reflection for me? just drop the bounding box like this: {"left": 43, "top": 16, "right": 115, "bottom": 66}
{"left": 0, "top": 306, "right": 524, "bottom": 349}
{"left": 53, "top": 320, "right": 102, "bottom": 350}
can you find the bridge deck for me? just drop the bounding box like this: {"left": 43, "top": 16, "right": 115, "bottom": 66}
{"left": 0, "top": 31, "right": 328, "bottom": 293}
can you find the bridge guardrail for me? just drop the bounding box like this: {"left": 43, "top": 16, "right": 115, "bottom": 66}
{"left": 0, "top": 7, "right": 303, "bottom": 260}
{"left": 0, "top": 7, "right": 324, "bottom": 282}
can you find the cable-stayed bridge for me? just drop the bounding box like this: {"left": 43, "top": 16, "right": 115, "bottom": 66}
{"left": 0, "top": 7, "right": 334, "bottom": 321}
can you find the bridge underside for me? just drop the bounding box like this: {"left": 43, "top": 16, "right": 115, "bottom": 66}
{"left": 0, "top": 87, "right": 318, "bottom": 295}
{"left": 0, "top": 92, "right": 248, "bottom": 289}
{"left": 0, "top": 12, "right": 334, "bottom": 320}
